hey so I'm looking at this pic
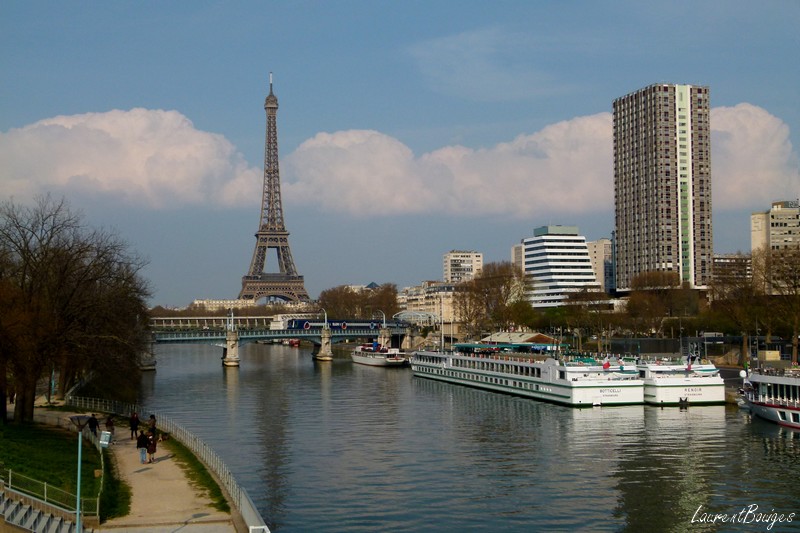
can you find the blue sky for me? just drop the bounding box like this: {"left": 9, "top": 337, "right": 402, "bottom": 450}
{"left": 2, "top": 1, "right": 799, "bottom": 307}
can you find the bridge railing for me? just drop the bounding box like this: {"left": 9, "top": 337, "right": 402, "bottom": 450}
{"left": 66, "top": 396, "right": 269, "bottom": 532}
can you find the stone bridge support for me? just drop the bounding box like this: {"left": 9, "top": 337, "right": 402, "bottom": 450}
{"left": 315, "top": 327, "right": 333, "bottom": 361}
{"left": 378, "top": 327, "right": 391, "bottom": 348}
{"left": 222, "top": 330, "right": 240, "bottom": 367}
{"left": 401, "top": 327, "right": 417, "bottom": 352}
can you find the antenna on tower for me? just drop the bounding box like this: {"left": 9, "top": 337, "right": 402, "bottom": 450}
{"left": 269, "top": 72, "right": 273, "bottom": 92}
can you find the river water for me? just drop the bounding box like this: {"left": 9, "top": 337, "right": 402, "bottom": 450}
{"left": 140, "top": 343, "right": 799, "bottom": 532}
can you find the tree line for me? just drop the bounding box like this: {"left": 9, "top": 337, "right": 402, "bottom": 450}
{"left": 1, "top": 197, "right": 151, "bottom": 424}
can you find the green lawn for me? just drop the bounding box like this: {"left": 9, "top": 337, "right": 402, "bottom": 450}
{"left": 0, "top": 419, "right": 131, "bottom": 521}
{"left": 0, "top": 422, "right": 102, "bottom": 494}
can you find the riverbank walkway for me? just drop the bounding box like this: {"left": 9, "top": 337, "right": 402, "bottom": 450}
{"left": 99, "top": 430, "right": 240, "bottom": 532}
{"left": 6, "top": 402, "right": 242, "bottom": 532}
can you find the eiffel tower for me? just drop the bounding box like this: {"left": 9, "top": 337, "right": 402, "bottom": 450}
{"left": 239, "top": 74, "right": 310, "bottom": 302}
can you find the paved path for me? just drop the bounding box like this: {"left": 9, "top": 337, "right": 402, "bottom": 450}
{"left": 97, "top": 430, "right": 238, "bottom": 532}
{"left": 13, "top": 404, "right": 241, "bottom": 532}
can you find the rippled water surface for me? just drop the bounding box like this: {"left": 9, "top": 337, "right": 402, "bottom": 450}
{"left": 140, "top": 344, "right": 799, "bottom": 532}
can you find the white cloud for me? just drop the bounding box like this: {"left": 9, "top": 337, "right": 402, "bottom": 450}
{"left": 711, "top": 103, "right": 799, "bottom": 209}
{"left": 283, "top": 113, "right": 613, "bottom": 218}
{"left": 2, "top": 104, "right": 796, "bottom": 218}
{"left": 0, "top": 108, "right": 260, "bottom": 208}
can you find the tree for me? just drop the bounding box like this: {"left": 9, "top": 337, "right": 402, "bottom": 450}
{"left": 0, "top": 196, "right": 151, "bottom": 423}
{"left": 767, "top": 247, "right": 800, "bottom": 363}
{"left": 453, "top": 262, "right": 526, "bottom": 338}
{"left": 316, "top": 283, "right": 398, "bottom": 320}
{"left": 710, "top": 251, "right": 766, "bottom": 366}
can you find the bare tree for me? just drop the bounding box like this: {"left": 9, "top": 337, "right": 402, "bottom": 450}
{"left": 453, "top": 262, "right": 527, "bottom": 338}
{"left": 767, "top": 247, "right": 800, "bottom": 363}
{"left": 0, "top": 196, "right": 151, "bottom": 423}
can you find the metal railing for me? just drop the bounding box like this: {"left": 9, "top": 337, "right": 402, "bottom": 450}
{"left": 67, "top": 396, "right": 269, "bottom": 532}
{"left": 1, "top": 468, "right": 99, "bottom": 518}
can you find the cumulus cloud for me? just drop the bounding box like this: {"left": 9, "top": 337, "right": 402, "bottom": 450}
{"left": 0, "top": 108, "right": 261, "bottom": 208}
{"left": 285, "top": 104, "right": 798, "bottom": 218}
{"left": 284, "top": 113, "right": 613, "bottom": 218}
{"left": 2, "top": 104, "right": 796, "bottom": 218}
{"left": 711, "top": 103, "right": 799, "bottom": 209}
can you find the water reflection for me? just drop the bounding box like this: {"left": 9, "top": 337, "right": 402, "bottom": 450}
{"left": 142, "top": 344, "right": 797, "bottom": 532}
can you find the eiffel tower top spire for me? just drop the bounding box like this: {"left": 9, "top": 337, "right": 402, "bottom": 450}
{"left": 265, "top": 71, "right": 278, "bottom": 109}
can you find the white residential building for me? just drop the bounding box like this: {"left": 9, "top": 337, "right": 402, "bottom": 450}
{"left": 751, "top": 199, "right": 800, "bottom": 252}
{"left": 443, "top": 250, "right": 483, "bottom": 284}
{"left": 523, "top": 226, "right": 600, "bottom": 308}
{"left": 586, "top": 238, "right": 613, "bottom": 294}
{"left": 399, "top": 281, "right": 455, "bottom": 322}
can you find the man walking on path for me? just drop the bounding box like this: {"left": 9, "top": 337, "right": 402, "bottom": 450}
{"left": 136, "top": 430, "right": 148, "bottom": 464}
{"left": 88, "top": 413, "right": 99, "bottom": 436}
{"left": 129, "top": 411, "right": 140, "bottom": 440}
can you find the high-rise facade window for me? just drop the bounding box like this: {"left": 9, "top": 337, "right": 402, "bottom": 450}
{"left": 613, "top": 83, "right": 712, "bottom": 291}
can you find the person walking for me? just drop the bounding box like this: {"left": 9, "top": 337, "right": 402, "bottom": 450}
{"left": 105, "top": 415, "right": 115, "bottom": 441}
{"left": 146, "top": 430, "right": 157, "bottom": 464}
{"left": 136, "top": 430, "right": 149, "bottom": 464}
{"left": 148, "top": 414, "right": 157, "bottom": 437}
{"left": 129, "top": 412, "right": 140, "bottom": 440}
{"left": 87, "top": 414, "right": 99, "bottom": 437}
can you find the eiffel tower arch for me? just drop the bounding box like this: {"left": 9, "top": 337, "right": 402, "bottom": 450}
{"left": 239, "top": 74, "right": 310, "bottom": 303}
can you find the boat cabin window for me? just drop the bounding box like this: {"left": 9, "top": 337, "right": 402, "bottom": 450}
{"left": 639, "top": 370, "right": 646, "bottom": 378}
{"left": 559, "top": 371, "right": 566, "bottom": 380}
{"left": 779, "top": 411, "right": 787, "bottom": 421}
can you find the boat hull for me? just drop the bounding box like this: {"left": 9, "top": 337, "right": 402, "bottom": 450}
{"left": 747, "top": 400, "right": 800, "bottom": 429}
{"left": 643, "top": 379, "right": 726, "bottom": 405}
{"left": 412, "top": 351, "right": 643, "bottom": 407}
{"left": 351, "top": 353, "right": 408, "bottom": 367}
{"left": 744, "top": 368, "right": 800, "bottom": 428}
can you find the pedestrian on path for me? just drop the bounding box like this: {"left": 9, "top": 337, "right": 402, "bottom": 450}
{"left": 148, "top": 414, "right": 157, "bottom": 437}
{"left": 105, "top": 415, "right": 115, "bottom": 441}
{"left": 146, "top": 430, "right": 157, "bottom": 463}
{"left": 136, "top": 430, "right": 149, "bottom": 464}
{"left": 88, "top": 413, "right": 99, "bottom": 437}
{"left": 130, "top": 412, "right": 140, "bottom": 440}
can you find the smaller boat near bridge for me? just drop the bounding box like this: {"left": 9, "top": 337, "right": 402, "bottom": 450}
{"left": 351, "top": 344, "right": 409, "bottom": 367}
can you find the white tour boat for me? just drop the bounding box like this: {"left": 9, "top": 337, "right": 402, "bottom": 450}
{"left": 637, "top": 358, "right": 725, "bottom": 405}
{"left": 351, "top": 344, "right": 409, "bottom": 367}
{"left": 742, "top": 366, "right": 800, "bottom": 429}
{"left": 411, "top": 347, "right": 644, "bottom": 407}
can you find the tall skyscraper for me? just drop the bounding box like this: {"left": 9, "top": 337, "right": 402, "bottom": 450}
{"left": 613, "top": 83, "right": 712, "bottom": 292}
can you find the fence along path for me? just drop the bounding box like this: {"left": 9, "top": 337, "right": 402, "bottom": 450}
{"left": 67, "top": 396, "right": 269, "bottom": 532}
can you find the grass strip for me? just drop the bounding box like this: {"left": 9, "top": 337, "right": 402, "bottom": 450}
{"left": 161, "top": 437, "right": 231, "bottom": 513}
{"left": 99, "top": 447, "right": 131, "bottom": 521}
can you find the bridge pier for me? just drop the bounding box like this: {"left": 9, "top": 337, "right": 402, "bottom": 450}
{"left": 222, "top": 330, "right": 240, "bottom": 367}
{"left": 314, "top": 327, "right": 333, "bottom": 361}
{"left": 401, "top": 327, "right": 416, "bottom": 352}
{"left": 378, "top": 327, "right": 391, "bottom": 348}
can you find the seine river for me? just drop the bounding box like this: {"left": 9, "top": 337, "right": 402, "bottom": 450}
{"left": 140, "top": 343, "right": 798, "bottom": 532}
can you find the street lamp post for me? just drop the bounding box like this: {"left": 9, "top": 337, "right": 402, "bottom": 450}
{"left": 320, "top": 308, "right": 328, "bottom": 329}
{"left": 69, "top": 415, "right": 91, "bottom": 533}
{"left": 376, "top": 310, "right": 386, "bottom": 328}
